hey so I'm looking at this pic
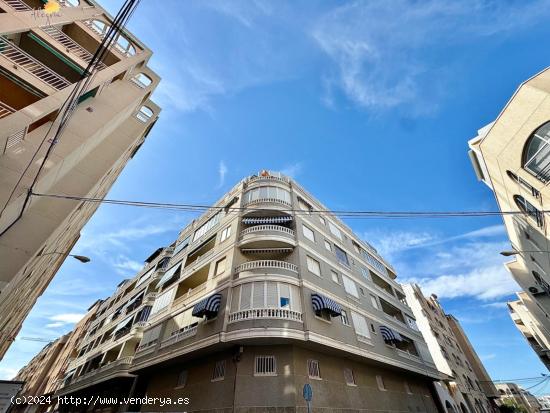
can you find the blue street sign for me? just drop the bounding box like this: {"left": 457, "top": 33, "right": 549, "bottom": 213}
{"left": 303, "top": 383, "right": 312, "bottom": 402}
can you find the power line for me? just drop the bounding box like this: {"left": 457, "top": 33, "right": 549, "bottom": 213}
{"left": 29, "top": 192, "right": 550, "bottom": 220}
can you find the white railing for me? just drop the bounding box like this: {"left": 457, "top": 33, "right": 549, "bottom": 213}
{"left": 240, "top": 225, "right": 295, "bottom": 237}
{"left": 0, "top": 38, "right": 71, "bottom": 90}
{"left": 2, "top": 0, "right": 31, "bottom": 11}
{"left": 136, "top": 338, "right": 158, "bottom": 353}
{"left": 0, "top": 101, "right": 15, "bottom": 120}
{"left": 243, "top": 198, "right": 291, "bottom": 208}
{"left": 159, "top": 325, "right": 198, "bottom": 348}
{"left": 228, "top": 308, "right": 303, "bottom": 323}
{"left": 235, "top": 260, "right": 298, "bottom": 273}
{"left": 41, "top": 26, "right": 107, "bottom": 70}
{"left": 248, "top": 175, "right": 290, "bottom": 184}
{"left": 81, "top": 20, "right": 137, "bottom": 57}
{"left": 130, "top": 76, "right": 149, "bottom": 89}
{"left": 3, "top": 127, "right": 27, "bottom": 154}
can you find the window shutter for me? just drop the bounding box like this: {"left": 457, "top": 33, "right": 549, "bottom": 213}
{"left": 240, "top": 284, "right": 252, "bottom": 310}
{"left": 230, "top": 286, "right": 240, "bottom": 312}
{"left": 253, "top": 282, "right": 265, "bottom": 308}
{"left": 290, "top": 285, "right": 301, "bottom": 312}
{"left": 351, "top": 311, "right": 370, "bottom": 338}
{"left": 150, "top": 288, "right": 175, "bottom": 315}
{"left": 266, "top": 282, "right": 278, "bottom": 307}
{"left": 342, "top": 276, "right": 359, "bottom": 298}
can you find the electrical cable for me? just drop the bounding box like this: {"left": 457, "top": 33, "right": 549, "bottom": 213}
{"left": 0, "top": 0, "right": 141, "bottom": 238}
{"left": 28, "top": 192, "right": 550, "bottom": 221}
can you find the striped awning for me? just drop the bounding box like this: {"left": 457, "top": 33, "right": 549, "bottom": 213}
{"left": 380, "top": 325, "right": 403, "bottom": 343}
{"left": 192, "top": 293, "right": 222, "bottom": 318}
{"left": 157, "top": 263, "right": 181, "bottom": 288}
{"left": 311, "top": 293, "right": 342, "bottom": 317}
{"left": 242, "top": 216, "right": 293, "bottom": 225}
{"left": 125, "top": 292, "right": 144, "bottom": 308}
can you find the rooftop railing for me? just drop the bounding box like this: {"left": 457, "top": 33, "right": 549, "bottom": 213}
{"left": 0, "top": 37, "right": 71, "bottom": 90}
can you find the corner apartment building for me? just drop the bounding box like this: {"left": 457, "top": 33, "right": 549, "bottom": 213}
{"left": 403, "top": 284, "right": 498, "bottom": 413}
{"left": 48, "top": 171, "right": 446, "bottom": 413}
{"left": 468, "top": 68, "right": 550, "bottom": 370}
{"left": 508, "top": 292, "right": 550, "bottom": 371}
{"left": 0, "top": 0, "right": 161, "bottom": 360}
{"left": 496, "top": 383, "right": 541, "bottom": 413}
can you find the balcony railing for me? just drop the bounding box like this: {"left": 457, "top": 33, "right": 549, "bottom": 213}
{"left": 159, "top": 325, "right": 198, "bottom": 349}
{"left": 228, "top": 308, "right": 303, "bottom": 323}
{"left": 136, "top": 338, "right": 158, "bottom": 353}
{"left": 240, "top": 225, "right": 295, "bottom": 237}
{"left": 243, "top": 197, "right": 291, "bottom": 208}
{"left": 2, "top": 0, "right": 31, "bottom": 11}
{"left": 248, "top": 175, "right": 290, "bottom": 184}
{"left": 41, "top": 26, "right": 107, "bottom": 70}
{"left": 0, "top": 38, "right": 71, "bottom": 90}
{"left": 235, "top": 260, "right": 298, "bottom": 274}
{"left": 81, "top": 20, "right": 137, "bottom": 57}
{"left": 0, "top": 101, "right": 15, "bottom": 120}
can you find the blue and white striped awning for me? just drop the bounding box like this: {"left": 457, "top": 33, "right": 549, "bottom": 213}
{"left": 242, "top": 216, "right": 293, "bottom": 225}
{"left": 311, "top": 293, "right": 342, "bottom": 317}
{"left": 192, "top": 293, "right": 222, "bottom": 318}
{"left": 380, "top": 325, "right": 403, "bottom": 343}
{"left": 157, "top": 262, "right": 181, "bottom": 288}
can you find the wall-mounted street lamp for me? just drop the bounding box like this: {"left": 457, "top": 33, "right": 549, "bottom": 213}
{"left": 500, "top": 249, "right": 549, "bottom": 257}
{"left": 40, "top": 252, "right": 91, "bottom": 263}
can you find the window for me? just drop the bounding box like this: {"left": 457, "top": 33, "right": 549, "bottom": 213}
{"left": 324, "top": 240, "right": 332, "bottom": 251}
{"left": 376, "top": 375, "right": 386, "bottom": 391}
{"left": 370, "top": 294, "right": 379, "bottom": 310}
{"left": 532, "top": 271, "right": 550, "bottom": 294}
{"left": 132, "top": 73, "right": 153, "bottom": 88}
{"left": 341, "top": 309, "right": 350, "bottom": 326}
{"left": 514, "top": 195, "right": 544, "bottom": 227}
{"left": 351, "top": 311, "right": 371, "bottom": 340}
{"left": 334, "top": 245, "right": 350, "bottom": 267}
{"left": 342, "top": 276, "right": 359, "bottom": 298}
{"left": 255, "top": 356, "right": 276, "bottom": 376}
{"left": 193, "top": 212, "right": 220, "bottom": 241}
{"left": 136, "top": 106, "right": 154, "bottom": 123}
{"left": 344, "top": 368, "right": 356, "bottom": 386}
{"left": 234, "top": 281, "right": 300, "bottom": 311}
{"left": 220, "top": 226, "right": 231, "bottom": 242}
{"left": 328, "top": 221, "right": 342, "bottom": 240}
{"left": 212, "top": 360, "right": 226, "bottom": 381}
{"left": 173, "top": 236, "right": 190, "bottom": 256}
{"left": 523, "top": 122, "right": 550, "bottom": 183}
{"left": 307, "top": 256, "right": 321, "bottom": 276}
{"left": 307, "top": 360, "right": 321, "bottom": 379}
{"left": 360, "top": 267, "right": 371, "bottom": 280}
{"left": 359, "top": 287, "right": 364, "bottom": 296}
{"left": 243, "top": 186, "right": 291, "bottom": 205}
{"left": 362, "top": 250, "right": 388, "bottom": 276}
{"left": 176, "top": 370, "right": 188, "bottom": 388}
{"left": 214, "top": 257, "right": 226, "bottom": 276}
{"left": 507, "top": 170, "right": 540, "bottom": 198}
{"left": 404, "top": 381, "right": 412, "bottom": 394}
{"left": 319, "top": 216, "right": 326, "bottom": 225}
{"left": 298, "top": 197, "right": 313, "bottom": 214}
{"left": 303, "top": 225, "right": 315, "bottom": 242}
{"left": 331, "top": 270, "right": 340, "bottom": 284}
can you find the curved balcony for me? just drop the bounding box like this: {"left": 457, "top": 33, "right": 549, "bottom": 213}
{"left": 234, "top": 260, "right": 298, "bottom": 280}
{"left": 248, "top": 175, "right": 290, "bottom": 185}
{"left": 239, "top": 225, "right": 296, "bottom": 249}
{"left": 242, "top": 197, "right": 291, "bottom": 210}
{"left": 228, "top": 308, "right": 302, "bottom": 323}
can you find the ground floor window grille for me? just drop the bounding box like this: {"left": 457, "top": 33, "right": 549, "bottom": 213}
{"left": 254, "top": 356, "right": 277, "bottom": 376}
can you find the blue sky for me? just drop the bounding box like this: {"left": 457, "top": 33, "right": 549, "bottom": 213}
{"left": 2, "top": 0, "right": 550, "bottom": 393}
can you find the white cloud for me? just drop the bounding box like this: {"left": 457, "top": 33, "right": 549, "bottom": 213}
{"left": 45, "top": 322, "right": 65, "bottom": 328}
{"left": 217, "top": 161, "right": 228, "bottom": 188}
{"left": 280, "top": 162, "right": 303, "bottom": 178}
{"left": 48, "top": 313, "right": 84, "bottom": 324}
{"left": 311, "top": 0, "right": 550, "bottom": 114}
{"left": 0, "top": 367, "right": 17, "bottom": 380}
{"left": 112, "top": 256, "right": 143, "bottom": 275}
{"left": 480, "top": 353, "right": 497, "bottom": 361}
{"left": 482, "top": 302, "right": 509, "bottom": 309}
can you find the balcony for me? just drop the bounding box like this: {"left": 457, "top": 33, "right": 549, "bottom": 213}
{"left": 234, "top": 260, "right": 298, "bottom": 280}
{"left": 248, "top": 174, "right": 290, "bottom": 185}
{"left": 239, "top": 225, "right": 296, "bottom": 249}
{"left": 228, "top": 308, "right": 303, "bottom": 323}
{"left": 159, "top": 324, "right": 198, "bottom": 349}
{"left": 0, "top": 37, "right": 71, "bottom": 90}
{"left": 0, "top": 102, "right": 15, "bottom": 120}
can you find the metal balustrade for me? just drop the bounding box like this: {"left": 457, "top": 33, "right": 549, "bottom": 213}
{"left": 159, "top": 325, "right": 198, "bottom": 348}
{"left": 240, "top": 225, "right": 295, "bottom": 237}
{"left": 243, "top": 197, "right": 291, "bottom": 208}
{"left": 228, "top": 308, "right": 303, "bottom": 323}
{"left": 235, "top": 260, "right": 298, "bottom": 273}
{"left": 136, "top": 338, "right": 158, "bottom": 353}
{"left": 41, "top": 26, "right": 107, "bottom": 70}
{"left": 248, "top": 175, "right": 290, "bottom": 184}
{"left": 0, "top": 102, "right": 16, "bottom": 120}
{"left": 0, "top": 38, "right": 71, "bottom": 90}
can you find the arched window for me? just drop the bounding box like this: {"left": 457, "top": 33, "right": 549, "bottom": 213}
{"left": 523, "top": 121, "right": 550, "bottom": 182}
{"left": 507, "top": 170, "right": 540, "bottom": 198}
{"left": 88, "top": 19, "right": 109, "bottom": 37}
{"left": 115, "top": 34, "right": 137, "bottom": 56}
{"left": 514, "top": 195, "right": 544, "bottom": 227}
{"left": 136, "top": 106, "right": 153, "bottom": 123}
{"left": 131, "top": 73, "right": 152, "bottom": 88}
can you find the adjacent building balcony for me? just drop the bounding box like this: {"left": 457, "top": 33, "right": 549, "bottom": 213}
{"left": 159, "top": 324, "right": 198, "bottom": 349}
{"left": 228, "top": 307, "right": 303, "bottom": 323}
{"left": 234, "top": 260, "right": 299, "bottom": 280}
{"left": 239, "top": 225, "right": 296, "bottom": 249}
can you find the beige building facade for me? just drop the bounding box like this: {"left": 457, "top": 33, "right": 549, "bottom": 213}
{"left": 468, "top": 68, "right": 550, "bottom": 371}
{"left": 403, "top": 284, "right": 498, "bottom": 413}
{"left": 0, "top": 0, "right": 161, "bottom": 360}
{"left": 508, "top": 292, "right": 550, "bottom": 370}
{"left": 496, "top": 383, "right": 541, "bottom": 413}
{"left": 39, "top": 171, "right": 448, "bottom": 412}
